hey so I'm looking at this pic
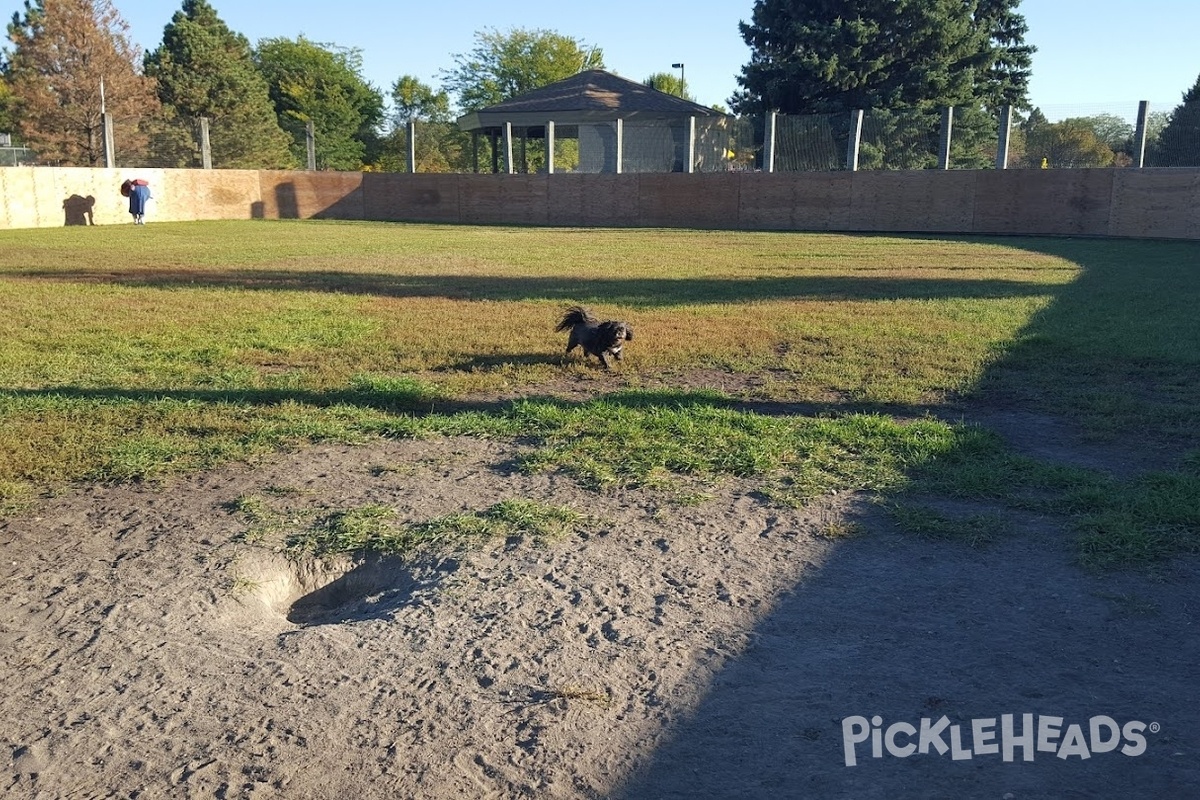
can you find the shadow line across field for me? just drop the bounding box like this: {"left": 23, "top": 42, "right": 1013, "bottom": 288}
{"left": 12, "top": 267, "right": 1055, "bottom": 305}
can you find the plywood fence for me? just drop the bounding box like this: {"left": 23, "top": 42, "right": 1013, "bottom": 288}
{"left": 2, "top": 166, "right": 1198, "bottom": 240}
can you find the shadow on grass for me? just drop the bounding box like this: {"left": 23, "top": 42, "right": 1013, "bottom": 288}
{"left": 965, "top": 237, "right": 1200, "bottom": 445}
{"left": 12, "top": 267, "right": 1056, "bottom": 306}
{"left": 610, "top": 236, "right": 1200, "bottom": 797}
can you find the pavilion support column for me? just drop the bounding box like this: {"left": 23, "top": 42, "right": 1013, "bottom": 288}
{"left": 546, "top": 121, "right": 555, "bottom": 174}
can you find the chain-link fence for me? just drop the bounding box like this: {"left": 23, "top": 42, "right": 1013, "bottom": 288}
{"left": 768, "top": 101, "right": 1200, "bottom": 171}
{"left": 0, "top": 145, "right": 37, "bottom": 166}
{"left": 6, "top": 100, "right": 1199, "bottom": 173}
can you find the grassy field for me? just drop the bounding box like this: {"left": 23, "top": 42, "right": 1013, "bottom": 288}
{"left": 2, "top": 219, "right": 1198, "bottom": 567}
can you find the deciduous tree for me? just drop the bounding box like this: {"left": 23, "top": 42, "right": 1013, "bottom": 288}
{"left": 254, "top": 36, "right": 384, "bottom": 170}
{"left": 441, "top": 27, "right": 604, "bottom": 111}
{"left": 143, "top": 0, "right": 293, "bottom": 168}
{"left": 643, "top": 72, "right": 693, "bottom": 101}
{"left": 4, "top": 0, "right": 158, "bottom": 165}
{"left": 391, "top": 75, "right": 452, "bottom": 125}
{"left": 0, "top": 74, "right": 17, "bottom": 134}
{"left": 378, "top": 74, "right": 467, "bottom": 173}
{"left": 1023, "top": 118, "right": 1115, "bottom": 168}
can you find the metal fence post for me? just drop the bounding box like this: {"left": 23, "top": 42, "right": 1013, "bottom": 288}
{"left": 547, "top": 120, "right": 555, "bottom": 174}
{"left": 847, "top": 110, "right": 864, "bottom": 171}
{"left": 996, "top": 105, "right": 1012, "bottom": 170}
{"left": 199, "top": 117, "right": 212, "bottom": 169}
{"left": 764, "top": 111, "right": 776, "bottom": 173}
{"left": 1133, "top": 101, "right": 1150, "bottom": 169}
{"left": 407, "top": 121, "right": 417, "bottom": 173}
{"left": 306, "top": 120, "right": 316, "bottom": 170}
{"left": 938, "top": 106, "right": 954, "bottom": 169}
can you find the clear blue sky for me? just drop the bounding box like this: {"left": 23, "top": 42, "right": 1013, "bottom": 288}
{"left": 11, "top": 1, "right": 1199, "bottom": 118}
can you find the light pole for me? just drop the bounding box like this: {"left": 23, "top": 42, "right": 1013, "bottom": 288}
{"left": 671, "top": 62, "right": 685, "bottom": 99}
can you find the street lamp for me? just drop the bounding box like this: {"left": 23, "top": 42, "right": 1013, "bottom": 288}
{"left": 671, "top": 62, "right": 685, "bottom": 99}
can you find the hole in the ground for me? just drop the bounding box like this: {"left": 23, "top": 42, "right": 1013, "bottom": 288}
{"left": 240, "top": 553, "right": 457, "bottom": 625}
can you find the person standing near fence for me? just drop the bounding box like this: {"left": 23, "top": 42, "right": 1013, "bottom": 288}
{"left": 120, "top": 178, "right": 152, "bottom": 225}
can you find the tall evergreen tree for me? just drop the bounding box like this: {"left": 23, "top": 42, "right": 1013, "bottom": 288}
{"left": 254, "top": 37, "right": 384, "bottom": 170}
{"left": 1150, "top": 74, "right": 1200, "bottom": 167}
{"left": 973, "top": 0, "right": 1035, "bottom": 109}
{"left": 731, "top": 0, "right": 1033, "bottom": 116}
{"left": 4, "top": 0, "right": 158, "bottom": 165}
{"left": 143, "top": 0, "right": 293, "bottom": 169}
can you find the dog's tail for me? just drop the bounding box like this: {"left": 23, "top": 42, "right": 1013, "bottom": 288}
{"left": 555, "top": 305, "right": 596, "bottom": 332}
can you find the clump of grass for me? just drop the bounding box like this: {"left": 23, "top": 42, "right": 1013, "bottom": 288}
{"left": 225, "top": 493, "right": 304, "bottom": 544}
{"left": 815, "top": 519, "right": 865, "bottom": 540}
{"left": 548, "top": 685, "right": 613, "bottom": 707}
{"left": 888, "top": 503, "right": 1007, "bottom": 548}
{"left": 1066, "top": 470, "right": 1200, "bottom": 569}
{"left": 285, "top": 499, "right": 586, "bottom": 558}
{"left": 0, "top": 479, "right": 34, "bottom": 517}
{"left": 1094, "top": 591, "right": 1160, "bottom": 617}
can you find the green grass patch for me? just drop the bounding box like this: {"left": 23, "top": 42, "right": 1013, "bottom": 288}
{"left": 2, "top": 221, "right": 1199, "bottom": 570}
{"left": 282, "top": 499, "right": 586, "bottom": 558}
{"left": 887, "top": 503, "right": 1008, "bottom": 547}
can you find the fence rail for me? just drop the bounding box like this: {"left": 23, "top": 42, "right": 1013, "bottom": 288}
{"left": 4, "top": 99, "right": 1198, "bottom": 173}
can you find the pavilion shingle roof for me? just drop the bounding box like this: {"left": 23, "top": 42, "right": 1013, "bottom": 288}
{"left": 457, "top": 70, "right": 726, "bottom": 131}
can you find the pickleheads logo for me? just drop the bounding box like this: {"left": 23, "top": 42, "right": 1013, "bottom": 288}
{"left": 842, "top": 714, "right": 1158, "bottom": 767}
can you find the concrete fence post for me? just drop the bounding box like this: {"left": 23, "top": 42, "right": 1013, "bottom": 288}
{"left": 687, "top": 116, "right": 697, "bottom": 173}
{"left": 764, "top": 111, "right": 777, "bottom": 173}
{"left": 503, "top": 122, "right": 514, "bottom": 174}
{"left": 101, "top": 112, "right": 115, "bottom": 168}
{"left": 938, "top": 106, "right": 954, "bottom": 169}
{"left": 199, "top": 117, "right": 212, "bottom": 169}
{"left": 615, "top": 118, "right": 624, "bottom": 174}
{"left": 996, "top": 105, "right": 1012, "bottom": 170}
{"left": 847, "top": 110, "right": 864, "bottom": 171}
{"left": 1133, "top": 101, "right": 1150, "bottom": 168}
{"left": 407, "top": 121, "right": 417, "bottom": 173}
{"left": 305, "top": 120, "right": 316, "bottom": 170}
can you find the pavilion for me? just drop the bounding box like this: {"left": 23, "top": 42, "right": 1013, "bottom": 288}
{"left": 455, "top": 69, "right": 733, "bottom": 173}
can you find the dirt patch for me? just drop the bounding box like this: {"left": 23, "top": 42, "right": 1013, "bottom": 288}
{"left": 2, "top": 407, "right": 1198, "bottom": 798}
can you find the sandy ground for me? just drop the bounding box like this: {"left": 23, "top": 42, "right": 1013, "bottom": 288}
{"left": 2, "top": 410, "right": 1199, "bottom": 799}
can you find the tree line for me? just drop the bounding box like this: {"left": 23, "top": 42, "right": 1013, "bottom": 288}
{"left": 1, "top": 0, "right": 1197, "bottom": 171}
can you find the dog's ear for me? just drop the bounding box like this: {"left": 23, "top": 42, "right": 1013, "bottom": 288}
{"left": 623, "top": 325, "right": 633, "bottom": 341}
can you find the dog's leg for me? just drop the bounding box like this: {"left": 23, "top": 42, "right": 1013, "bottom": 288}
{"left": 597, "top": 352, "right": 612, "bottom": 370}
